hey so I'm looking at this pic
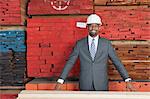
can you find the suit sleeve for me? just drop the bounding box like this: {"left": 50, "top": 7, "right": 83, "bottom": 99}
{"left": 60, "top": 41, "right": 80, "bottom": 80}
{"left": 108, "top": 41, "right": 130, "bottom": 80}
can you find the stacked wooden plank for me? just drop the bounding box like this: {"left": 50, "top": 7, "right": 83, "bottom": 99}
{"left": 27, "top": 0, "right": 93, "bottom": 15}
{"left": 27, "top": 16, "right": 87, "bottom": 77}
{"left": 109, "top": 62, "right": 150, "bottom": 80}
{"left": 0, "top": 31, "right": 26, "bottom": 52}
{"left": 94, "top": 0, "right": 150, "bottom": 5}
{"left": 0, "top": 94, "right": 18, "bottom": 99}
{"left": 0, "top": 90, "right": 20, "bottom": 99}
{"left": 95, "top": 6, "right": 150, "bottom": 40}
{"left": 0, "top": 0, "right": 22, "bottom": 25}
{"left": 25, "top": 79, "right": 150, "bottom": 91}
{"left": 112, "top": 42, "right": 149, "bottom": 60}
{"left": 25, "top": 78, "right": 79, "bottom": 90}
{"left": 109, "top": 41, "right": 150, "bottom": 80}
{"left": 0, "top": 30, "right": 26, "bottom": 86}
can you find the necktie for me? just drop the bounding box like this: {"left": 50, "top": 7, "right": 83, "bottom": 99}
{"left": 90, "top": 39, "right": 96, "bottom": 61}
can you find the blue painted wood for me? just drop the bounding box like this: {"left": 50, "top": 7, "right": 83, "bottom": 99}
{"left": 0, "top": 30, "right": 26, "bottom": 86}
{"left": 0, "top": 30, "right": 26, "bottom": 52}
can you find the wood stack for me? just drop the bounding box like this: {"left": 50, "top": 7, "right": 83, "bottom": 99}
{"left": 0, "top": 30, "right": 26, "bottom": 86}
{"left": 25, "top": 78, "right": 150, "bottom": 91}
{"left": 94, "top": 0, "right": 150, "bottom": 5}
{"left": 95, "top": 6, "right": 150, "bottom": 40}
{"left": 0, "top": 90, "right": 20, "bottom": 99}
{"left": 26, "top": 16, "right": 87, "bottom": 77}
{"left": 108, "top": 41, "right": 150, "bottom": 80}
{"left": 0, "top": 0, "right": 23, "bottom": 25}
{"left": 28, "top": 0, "right": 93, "bottom": 15}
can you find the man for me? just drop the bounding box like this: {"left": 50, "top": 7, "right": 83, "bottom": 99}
{"left": 55, "top": 14, "right": 134, "bottom": 91}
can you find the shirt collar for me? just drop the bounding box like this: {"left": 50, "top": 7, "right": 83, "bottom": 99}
{"left": 88, "top": 35, "right": 99, "bottom": 41}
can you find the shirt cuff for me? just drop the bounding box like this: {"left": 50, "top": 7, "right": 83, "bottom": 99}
{"left": 125, "top": 78, "right": 132, "bottom": 82}
{"left": 57, "top": 79, "right": 64, "bottom": 84}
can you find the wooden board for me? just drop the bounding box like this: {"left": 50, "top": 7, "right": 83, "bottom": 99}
{"left": 17, "top": 90, "right": 150, "bottom": 99}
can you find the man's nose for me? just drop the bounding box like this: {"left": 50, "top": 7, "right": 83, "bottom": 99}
{"left": 91, "top": 26, "right": 97, "bottom": 30}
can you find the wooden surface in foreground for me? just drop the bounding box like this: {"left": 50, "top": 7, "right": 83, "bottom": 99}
{"left": 17, "top": 90, "right": 150, "bottom": 99}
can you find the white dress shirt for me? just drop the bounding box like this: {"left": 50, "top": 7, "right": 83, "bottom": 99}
{"left": 88, "top": 35, "right": 99, "bottom": 54}
{"left": 57, "top": 35, "right": 131, "bottom": 84}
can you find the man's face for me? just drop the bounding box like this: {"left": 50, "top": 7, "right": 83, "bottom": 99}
{"left": 87, "top": 23, "right": 100, "bottom": 37}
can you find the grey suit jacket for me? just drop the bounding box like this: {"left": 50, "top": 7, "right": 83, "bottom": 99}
{"left": 60, "top": 36, "right": 129, "bottom": 91}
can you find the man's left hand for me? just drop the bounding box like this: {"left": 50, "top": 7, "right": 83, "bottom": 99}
{"left": 126, "top": 82, "right": 136, "bottom": 91}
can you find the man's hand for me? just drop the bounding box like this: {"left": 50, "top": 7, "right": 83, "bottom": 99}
{"left": 55, "top": 82, "right": 62, "bottom": 90}
{"left": 126, "top": 82, "right": 136, "bottom": 91}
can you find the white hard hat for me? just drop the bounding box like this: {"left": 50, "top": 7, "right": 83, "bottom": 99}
{"left": 87, "top": 14, "right": 102, "bottom": 25}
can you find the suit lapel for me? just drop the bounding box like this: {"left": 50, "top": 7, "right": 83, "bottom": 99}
{"left": 94, "top": 37, "right": 103, "bottom": 61}
{"left": 83, "top": 37, "right": 92, "bottom": 61}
